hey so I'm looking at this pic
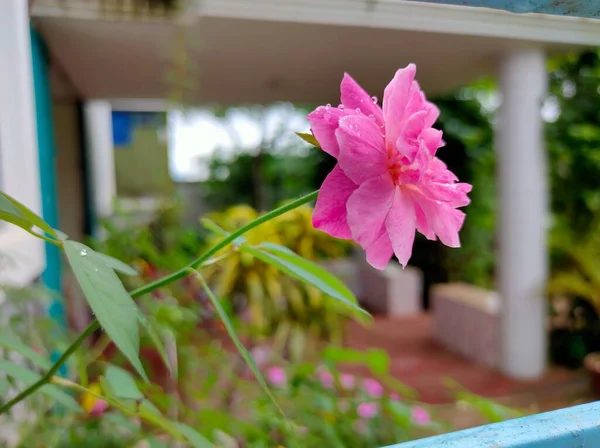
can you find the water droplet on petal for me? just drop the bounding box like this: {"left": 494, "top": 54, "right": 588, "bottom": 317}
{"left": 80, "top": 249, "right": 88, "bottom": 257}
{"left": 338, "top": 104, "right": 345, "bottom": 111}
{"left": 325, "top": 103, "right": 331, "bottom": 110}
{"left": 368, "top": 114, "right": 375, "bottom": 120}
{"left": 355, "top": 108, "right": 361, "bottom": 113}
{"left": 371, "top": 96, "right": 378, "bottom": 103}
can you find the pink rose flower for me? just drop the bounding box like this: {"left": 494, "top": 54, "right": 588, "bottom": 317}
{"left": 266, "top": 366, "right": 287, "bottom": 387}
{"left": 411, "top": 406, "right": 431, "bottom": 425}
{"left": 362, "top": 378, "right": 384, "bottom": 398}
{"left": 308, "top": 64, "right": 472, "bottom": 269}
{"left": 357, "top": 402, "right": 379, "bottom": 419}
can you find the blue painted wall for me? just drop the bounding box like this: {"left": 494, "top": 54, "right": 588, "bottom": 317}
{"left": 30, "top": 27, "right": 65, "bottom": 327}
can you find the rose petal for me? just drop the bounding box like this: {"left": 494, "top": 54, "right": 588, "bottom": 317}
{"left": 346, "top": 173, "right": 395, "bottom": 249}
{"left": 419, "top": 197, "right": 466, "bottom": 248}
{"left": 364, "top": 229, "right": 394, "bottom": 270}
{"left": 312, "top": 165, "right": 358, "bottom": 239}
{"left": 383, "top": 64, "right": 416, "bottom": 150}
{"left": 336, "top": 115, "right": 387, "bottom": 184}
{"left": 308, "top": 105, "right": 353, "bottom": 158}
{"left": 385, "top": 187, "right": 417, "bottom": 267}
{"left": 340, "top": 73, "right": 384, "bottom": 127}
{"left": 419, "top": 128, "right": 445, "bottom": 156}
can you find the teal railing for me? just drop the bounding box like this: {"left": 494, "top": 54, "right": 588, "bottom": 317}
{"left": 389, "top": 401, "right": 600, "bottom": 447}
{"left": 411, "top": 0, "right": 599, "bottom": 19}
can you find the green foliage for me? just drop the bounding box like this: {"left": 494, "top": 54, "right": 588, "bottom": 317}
{"left": 430, "top": 86, "right": 496, "bottom": 289}
{"left": 203, "top": 204, "right": 356, "bottom": 360}
{"left": 202, "top": 151, "right": 326, "bottom": 211}
{"left": 64, "top": 241, "right": 147, "bottom": 382}
{"left": 547, "top": 50, "right": 600, "bottom": 234}
{"left": 0, "top": 361, "right": 80, "bottom": 411}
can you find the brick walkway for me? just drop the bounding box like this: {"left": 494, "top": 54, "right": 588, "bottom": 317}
{"left": 344, "top": 314, "right": 591, "bottom": 410}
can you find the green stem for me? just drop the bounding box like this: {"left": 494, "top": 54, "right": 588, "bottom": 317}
{"left": 51, "top": 377, "right": 187, "bottom": 442}
{"left": 0, "top": 320, "right": 99, "bottom": 415}
{"left": 130, "top": 190, "right": 318, "bottom": 298}
{"left": 0, "top": 190, "right": 318, "bottom": 416}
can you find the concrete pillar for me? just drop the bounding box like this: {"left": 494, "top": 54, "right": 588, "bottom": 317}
{"left": 0, "top": 0, "right": 45, "bottom": 286}
{"left": 83, "top": 100, "right": 116, "bottom": 231}
{"left": 496, "top": 48, "right": 548, "bottom": 379}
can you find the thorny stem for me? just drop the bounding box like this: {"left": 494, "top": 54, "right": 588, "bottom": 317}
{"left": 0, "top": 190, "right": 319, "bottom": 415}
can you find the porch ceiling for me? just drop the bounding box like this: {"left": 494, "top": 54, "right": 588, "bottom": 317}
{"left": 32, "top": 0, "right": 600, "bottom": 104}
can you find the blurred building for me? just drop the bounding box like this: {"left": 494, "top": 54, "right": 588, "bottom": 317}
{"left": 1, "top": 0, "right": 599, "bottom": 379}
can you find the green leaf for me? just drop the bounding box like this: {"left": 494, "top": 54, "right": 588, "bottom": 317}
{"left": 146, "top": 439, "right": 169, "bottom": 448}
{"left": 201, "top": 218, "right": 246, "bottom": 245}
{"left": 200, "top": 218, "right": 229, "bottom": 237}
{"left": 137, "top": 309, "right": 171, "bottom": 374}
{"left": 176, "top": 423, "right": 214, "bottom": 448}
{"left": 0, "top": 360, "right": 80, "bottom": 411}
{"left": 0, "top": 377, "right": 9, "bottom": 399}
{"left": 140, "top": 399, "right": 161, "bottom": 415}
{"left": 192, "top": 271, "right": 284, "bottom": 417}
{"left": 63, "top": 241, "right": 147, "bottom": 382}
{"left": 246, "top": 244, "right": 369, "bottom": 319}
{"left": 296, "top": 132, "right": 320, "bottom": 147}
{"left": 105, "top": 365, "right": 144, "bottom": 400}
{"left": 95, "top": 252, "right": 138, "bottom": 276}
{"left": 0, "top": 191, "right": 58, "bottom": 238}
{"left": 366, "top": 349, "right": 390, "bottom": 375}
{"left": 0, "top": 336, "right": 52, "bottom": 370}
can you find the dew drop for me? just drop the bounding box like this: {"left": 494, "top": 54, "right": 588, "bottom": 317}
{"left": 338, "top": 104, "right": 345, "bottom": 111}
{"left": 355, "top": 108, "right": 361, "bottom": 113}
{"left": 371, "top": 96, "right": 378, "bottom": 103}
{"left": 79, "top": 249, "right": 88, "bottom": 257}
{"left": 368, "top": 113, "right": 375, "bottom": 120}
{"left": 325, "top": 103, "right": 331, "bottom": 110}
{"left": 94, "top": 268, "right": 99, "bottom": 273}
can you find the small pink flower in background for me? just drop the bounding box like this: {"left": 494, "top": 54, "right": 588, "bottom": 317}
{"left": 411, "top": 406, "right": 431, "bottom": 425}
{"left": 266, "top": 366, "right": 287, "bottom": 387}
{"left": 362, "top": 378, "right": 384, "bottom": 398}
{"left": 89, "top": 399, "right": 109, "bottom": 417}
{"left": 308, "top": 64, "right": 472, "bottom": 269}
{"left": 340, "top": 373, "right": 356, "bottom": 389}
{"left": 390, "top": 392, "right": 401, "bottom": 401}
{"left": 357, "top": 402, "right": 379, "bottom": 419}
{"left": 319, "top": 370, "right": 334, "bottom": 388}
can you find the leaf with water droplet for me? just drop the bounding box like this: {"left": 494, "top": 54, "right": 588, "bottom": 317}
{"left": 64, "top": 241, "right": 147, "bottom": 382}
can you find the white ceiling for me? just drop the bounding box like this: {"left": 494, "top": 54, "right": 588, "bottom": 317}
{"left": 32, "top": 0, "right": 599, "bottom": 105}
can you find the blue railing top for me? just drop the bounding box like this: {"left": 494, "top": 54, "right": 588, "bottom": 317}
{"left": 388, "top": 401, "right": 600, "bottom": 448}
{"left": 411, "top": 1, "right": 600, "bottom": 19}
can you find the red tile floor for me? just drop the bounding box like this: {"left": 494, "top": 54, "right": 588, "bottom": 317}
{"left": 343, "top": 313, "right": 592, "bottom": 412}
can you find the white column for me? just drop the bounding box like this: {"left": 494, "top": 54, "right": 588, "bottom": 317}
{"left": 0, "top": 0, "right": 46, "bottom": 286}
{"left": 497, "top": 48, "right": 548, "bottom": 379}
{"left": 83, "top": 101, "right": 116, "bottom": 227}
